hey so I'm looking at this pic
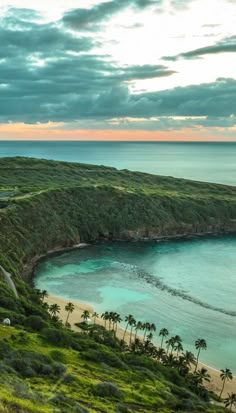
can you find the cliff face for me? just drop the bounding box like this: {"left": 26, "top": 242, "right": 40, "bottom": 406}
{"left": 0, "top": 186, "right": 236, "bottom": 282}
{"left": 0, "top": 157, "right": 236, "bottom": 281}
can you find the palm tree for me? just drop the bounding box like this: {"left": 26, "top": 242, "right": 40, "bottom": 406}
{"left": 134, "top": 321, "right": 143, "bottom": 342}
{"left": 146, "top": 332, "right": 153, "bottom": 342}
{"left": 173, "top": 335, "right": 182, "bottom": 344}
{"left": 143, "top": 322, "right": 151, "bottom": 341}
{"left": 65, "top": 302, "right": 75, "bottom": 324}
{"left": 108, "top": 312, "right": 114, "bottom": 331}
{"left": 194, "top": 367, "right": 211, "bottom": 385}
{"left": 164, "top": 353, "right": 177, "bottom": 367}
{"left": 101, "top": 311, "right": 109, "bottom": 329}
{"left": 219, "top": 368, "right": 233, "bottom": 399}
{"left": 40, "top": 290, "right": 48, "bottom": 301}
{"left": 123, "top": 314, "right": 135, "bottom": 342}
{"left": 49, "top": 303, "right": 61, "bottom": 317}
{"left": 150, "top": 323, "right": 156, "bottom": 336}
{"left": 42, "top": 302, "right": 49, "bottom": 311}
{"left": 181, "top": 351, "right": 196, "bottom": 369}
{"left": 130, "top": 338, "right": 142, "bottom": 354}
{"left": 114, "top": 313, "right": 122, "bottom": 335}
{"left": 159, "top": 328, "right": 169, "bottom": 349}
{"left": 81, "top": 310, "right": 90, "bottom": 323}
{"left": 155, "top": 347, "right": 166, "bottom": 362}
{"left": 224, "top": 393, "right": 236, "bottom": 412}
{"left": 166, "top": 337, "right": 176, "bottom": 355}
{"left": 143, "top": 339, "right": 156, "bottom": 357}
{"left": 178, "top": 351, "right": 196, "bottom": 376}
{"left": 194, "top": 338, "right": 207, "bottom": 372}
{"left": 174, "top": 341, "right": 183, "bottom": 357}
{"left": 92, "top": 312, "right": 99, "bottom": 325}
{"left": 129, "top": 318, "right": 136, "bottom": 345}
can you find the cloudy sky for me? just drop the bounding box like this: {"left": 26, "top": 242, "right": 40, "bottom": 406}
{"left": 0, "top": 0, "right": 235, "bottom": 140}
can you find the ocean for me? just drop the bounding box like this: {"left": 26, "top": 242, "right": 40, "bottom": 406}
{"left": 0, "top": 140, "right": 236, "bottom": 185}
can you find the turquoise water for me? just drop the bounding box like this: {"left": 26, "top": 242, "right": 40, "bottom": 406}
{"left": 34, "top": 236, "right": 236, "bottom": 372}
{"left": 1, "top": 141, "right": 236, "bottom": 185}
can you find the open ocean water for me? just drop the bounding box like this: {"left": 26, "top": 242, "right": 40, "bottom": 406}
{"left": 0, "top": 140, "right": 236, "bottom": 185}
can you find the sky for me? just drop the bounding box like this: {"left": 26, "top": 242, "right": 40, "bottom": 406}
{"left": 0, "top": 0, "right": 235, "bottom": 141}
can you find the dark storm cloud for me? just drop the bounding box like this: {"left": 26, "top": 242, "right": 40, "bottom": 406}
{"left": 0, "top": 51, "right": 176, "bottom": 122}
{"left": 0, "top": 23, "right": 93, "bottom": 59}
{"left": 164, "top": 35, "right": 236, "bottom": 61}
{"left": 87, "top": 78, "right": 236, "bottom": 119}
{"left": 0, "top": 6, "right": 234, "bottom": 130}
{"left": 62, "top": 0, "right": 159, "bottom": 31}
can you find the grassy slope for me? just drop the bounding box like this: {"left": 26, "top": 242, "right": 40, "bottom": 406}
{"left": 0, "top": 324, "right": 225, "bottom": 413}
{"left": 0, "top": 157, "right": 235, "bottom": 412}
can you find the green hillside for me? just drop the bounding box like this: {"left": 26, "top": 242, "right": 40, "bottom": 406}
{"left": 0, "top": 157, "right": 235, "bottom": 412}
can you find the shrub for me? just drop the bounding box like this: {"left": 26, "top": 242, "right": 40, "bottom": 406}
{"left": 52, "top": 362, "right": 66, "bottom": 377}
{"left": 12, "top": 381, "right": 30, "bottom": 399}
{"left": 51, "top": 392, "right": 67, "bottom": 405}
{"left": 25, "top": 315, "right": 48, "bottom": 332}
{"left": 49, "top": 350, "right": 65, "bottom": 363}
{"left": 92, "top": 381, "right": 123, "bottom": 399}
{"left": 42, "top": 328, "right": 73, "bottom": 347}
{"left": 3, "top": 349, "right": 66, "bottom": 379}
{"left": 81, "top": 349, "right": 126, "bottom": 369}
{"left": 116, "top": 404, "right": 130, "bottom": 413}
{"left": 62, "top": 373, "right": 75, "bottom": 383}
{"left": 0, "top": 340, "right": 13, "bottom": 359}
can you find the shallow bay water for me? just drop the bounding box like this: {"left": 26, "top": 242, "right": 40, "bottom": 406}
{"left": 34, "top": 236, "right": 236, "bottom": 372}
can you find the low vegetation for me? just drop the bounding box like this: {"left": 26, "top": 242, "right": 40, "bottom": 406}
{"left": 0, "top": 157, "right": 235, "bottom": 412}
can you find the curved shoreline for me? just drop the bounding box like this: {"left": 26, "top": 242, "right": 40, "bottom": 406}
{"left": 25, "top": 230, "right": 235, "bottom": 281}
{"left": 46, "top": 293, "right": 236, "bottom": 400}
{"left": 30, "top": 235, "right": 236, "bottom": 400}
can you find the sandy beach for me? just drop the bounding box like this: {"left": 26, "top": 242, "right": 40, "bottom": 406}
{"left": 46, "top": 294, "right": 236, "bottom": 401}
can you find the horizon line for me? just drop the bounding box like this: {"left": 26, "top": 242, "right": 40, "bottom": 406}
{"left": 0, "top": 139, "right": 236, "bottom": 143}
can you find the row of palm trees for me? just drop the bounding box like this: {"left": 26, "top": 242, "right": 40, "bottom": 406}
{"left": 42, "top": 292, "right": 235, "bottom": 410}
{"left": 80, "top": 309, "right": 235, "bottom": 407}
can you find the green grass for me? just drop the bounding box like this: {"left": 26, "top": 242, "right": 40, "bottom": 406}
{"left": 0, "top": 326, "right": 226, "bottom": 413}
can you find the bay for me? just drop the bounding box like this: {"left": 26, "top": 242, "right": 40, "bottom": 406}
{"left": 34, "top": 236, "right": 236, "bottom": 373}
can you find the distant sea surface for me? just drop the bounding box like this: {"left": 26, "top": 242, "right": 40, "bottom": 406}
{"left": 0, "top": 140, "right": 236, "bottom": 185}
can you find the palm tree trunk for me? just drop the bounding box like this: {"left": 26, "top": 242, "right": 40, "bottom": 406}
{"left": 143, "top": 328, "right": 147, "bottom": 341}
{"left": 123, "top": 322, "right": 129, "bottom": 341}
{"left": 219, "top": 378, "right": 226, "bottom": 398}
{"left": 194, "top": 348, "right": 201, "bottom": 373}
{"left": 161, "top": 336, "right": 164, "bottom": 349}
{"left": 66, "top": 312, "right": 69, "bottom": 324}
{"left": 129, "top": 326, "right": 134, "bottom": 346}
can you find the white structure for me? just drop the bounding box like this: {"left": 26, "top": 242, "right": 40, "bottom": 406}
{"left": 2, "top": 318, "right": 11, "bottom": 326}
